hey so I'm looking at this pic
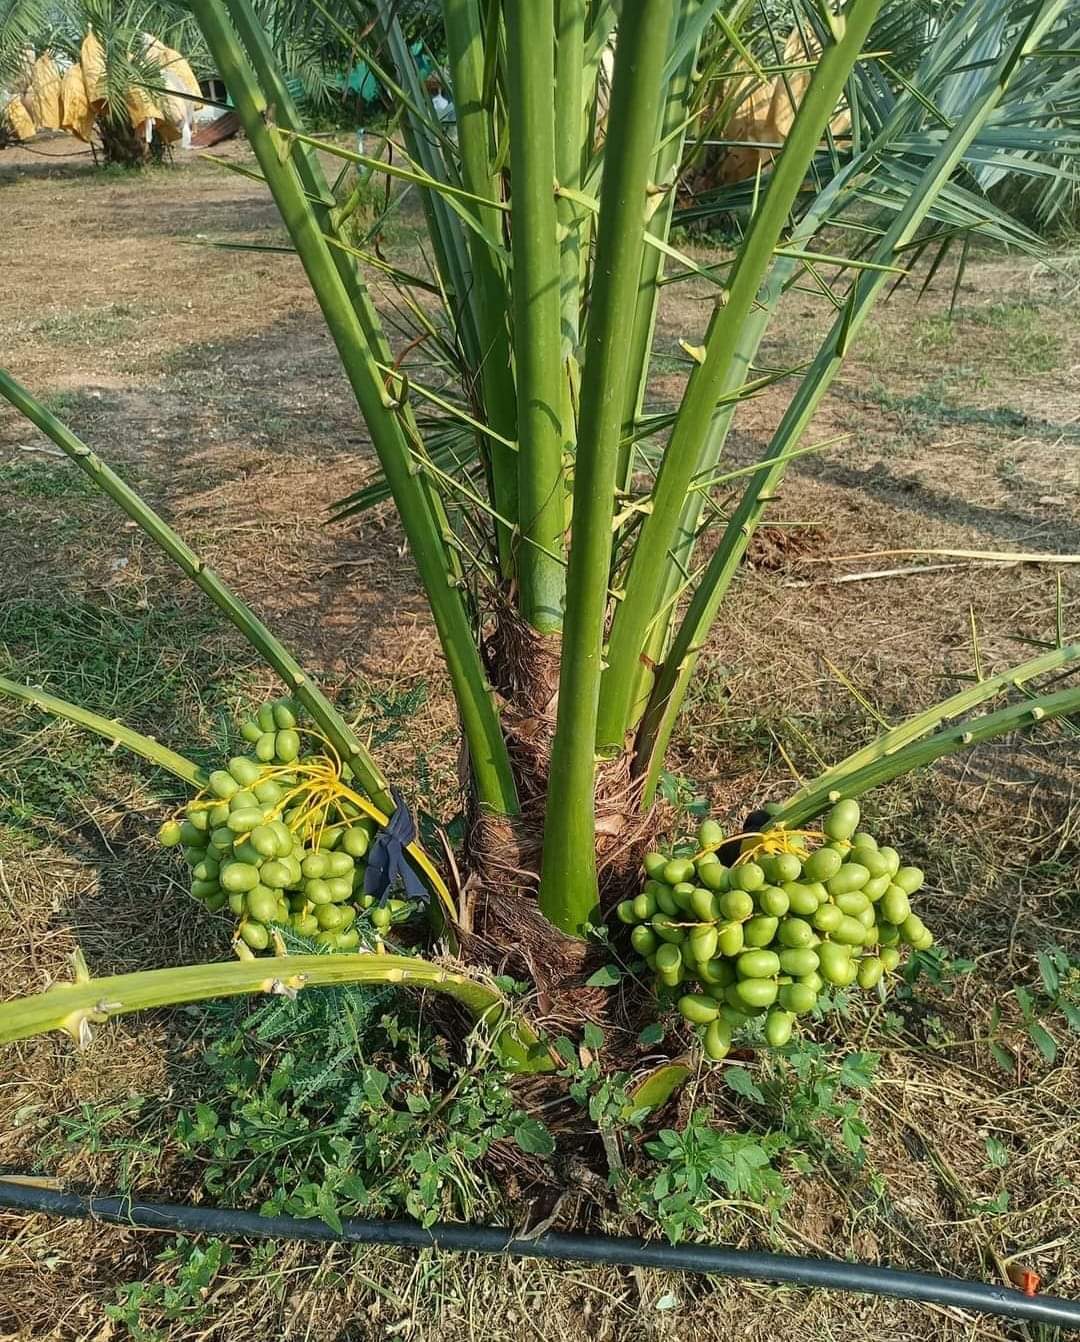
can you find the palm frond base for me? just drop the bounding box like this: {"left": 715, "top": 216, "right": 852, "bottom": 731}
{"left": 454, "top": 753, "right": 666, "bottom": 1040}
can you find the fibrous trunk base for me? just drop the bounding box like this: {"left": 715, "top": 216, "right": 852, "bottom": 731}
{"left": 456, "top": 608, "right": 667, "bottom": 1035}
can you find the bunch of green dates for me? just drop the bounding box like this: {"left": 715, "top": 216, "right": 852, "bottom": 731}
{"left": 616, "top": 799, "right": 934, "bottom": 1061}
{"left": 157, "top": 697, "right": 420, "bottom": 953}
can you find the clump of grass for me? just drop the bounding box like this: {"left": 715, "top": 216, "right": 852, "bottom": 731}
{"left": 0, "top": 459, "right": 96, "bottom": 500}
{"left": 910, "top": 302, "right": 1062, "bottom": 376}
{"left": 28, "top": 303, "right": 147, "bottom": 347}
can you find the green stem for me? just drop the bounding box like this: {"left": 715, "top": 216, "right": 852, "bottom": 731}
{"left": 225, "top": 0, "right": 384, "bottom": 348}
{"left": 772, "top": 682, "right": 1080, "bottom": 828}
{"left": 0, "top": 953, "right": 549, "bottom": 1071}
{"left": 505, "top": 0, "right": 567, "bottom": 633}
{"left": 0, "top": 675, "right": 205, "bottom": 786}
{"left": 443, "top": 0, "right": 519, "bottom": 576}
{"left": 537, "top": 0, "right": 675, "bottom": 936}
{"left": 0, "top": 366, "right": 395, "bottom": 811}
{"left": 555, "top": 0, "right": 586, "bottom": 358}
{"left": 191, "top": 0, "right": 518, "bottom": 817}
{"left": 635, "top": 0, "right": 1068, "bottom": 802}
{"left": 596, "top": 0, "right": 883, "bottom": 752}
{"left": 616, "top": 0, "right": 704, "bottom": 493}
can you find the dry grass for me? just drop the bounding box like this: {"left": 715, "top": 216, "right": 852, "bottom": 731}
{"left": 1, "top": 142, "right": 1079, "bottom": 1341}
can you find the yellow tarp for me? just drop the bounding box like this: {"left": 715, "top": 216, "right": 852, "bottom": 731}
{"left": 126, "top": 76, "right": 183, "bottom": 144}
{"left": 161, "top": 47, "right": 202, "bottom": 107}
{"left": 2, "top": 97, "right": 36, "bottom": 142}
{"left": 28, "top": 52, "right": 63, "bottom": 130}
{"left": 10, "top": 32, "right": 201, "bottom": 149}
{"left": 60, "top": 63, "right": 96, "bottom": 142}
{"left": 718, "top": 29, "right": 851, "bottom": 184}
{"left": 126, "top": 81, "right": 162, "bottom": 126}
{"left": 161, "top": 45, "right": 203, "bottom": 132}
{"left": 81, "top": 30, "right": 108, "bottom": 108}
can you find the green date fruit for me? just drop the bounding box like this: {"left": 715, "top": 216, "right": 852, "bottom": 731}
{"left": 643, "top": 852, "right": 668, "bottom": 880}
{"left": 737, "top": 949, "right": 780, "bottom": 979}
{"left": 857, "top": 956, "right": 883, "bottom": 989}
{"left": 765, "top": 1008, "right": 796, "bottom": 1047}
{"left": 679, "top": 994, "right": 720, "bottom": 1025}
{"left": 823, "top": 799, "right": 860, "bottom": 842}
{"left": 894, "top": 866, "right": 925, "bottom": 895}
{"left": 275, "top": 729, "right": 301, "bottom": 763}
{"left": 159, "top": 820, "right": 183, "bottom": 847}
{"left": 774, "top": 852, "right": 804, "bottom": 883}
{"left": 827, "top": 863, "right": 870, "bottom": 897}
{"left": 881, "top": 885, "right": 911, "bottom": 926}
{"left": 663, "top": 858, "right": 695, "bottom": 886}
{"left": 652, "top": 913, "right": 685, "bottom": 944}
{"left": 803, "top": 848, "right": 842, "bottom": 883}
{"left": 778, "top": 947, "right": 819, "bottom": 977}
{"left": 655, "top": 943, "right": 682, "bottom": 975}
{"left": 631, "top": 925, "right": 658, "bottom": 956}
{"left": 221, "top": 862, "right": 259, "bottom": 893}
{"left": 689, "top": 924, "right": 719, "bottom": 963}
{"left": 703, "top": 1017, "right": 732, "bottom": 1060}
{"left": 757, "top": 885, "right": 790, "bottom": 918}
{"left": 779, "top": 982, "right": 818, "bottom": 1015}
{"left": 716, "top": 921, "right": 745, "bottom": 957}
{"left": 777, "top": 917, "right": 815, "bottom": 948}
{"left": 208, "top": 770, "right": 240, "bottom": 800}
{"left": 734, "top": 977, "right": 778, "bottom": 1009}
{"left": 731, "top": 862, "right": 765, "bottom": 893}
{"left": 783, "top": 882, "right": 819, "bottom": 915}
{"left": 239, "top": 921, "right": 270, "bottom": 950}
{"left": 743, "top": 915, "right": 778, "bottom": 948}
{"left": 697, "top": 862, "right": 730, "bottom": 892}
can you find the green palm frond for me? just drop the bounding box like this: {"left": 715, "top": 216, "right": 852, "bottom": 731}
{"left": 682, "top": 0, "right": 1080, "bottom": 251}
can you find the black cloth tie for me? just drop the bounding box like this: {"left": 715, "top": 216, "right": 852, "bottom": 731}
{"left": 363, "top": 786, "right": 427, "bottom": 904}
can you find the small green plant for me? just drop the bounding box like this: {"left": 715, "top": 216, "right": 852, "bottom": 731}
{"left": 990, "top": 947, "right": 1080, "bottom": 1070}
{"left": 29, "top": 302, "right": 144, "bottom": 346}
{"left": 622, "top": 1106, "right": 788, "bottom": 1243}
{"left": 901, "top": 945, "right": 976, "bottom": 993}
{"left": 718, "top": 1045, "right": 877, "bottom": 1174}
{"left": 551, "top": 1028, "right": 651, "bottom": 1136}
{"left": 972, "top": 301, "right": 1063, "bottom": 373}
{"left": 767, "top": 1044, "right": 877, "bottom": 1166}
{"left": 106, "top": 1237, "right": 237, "bottom": 1342}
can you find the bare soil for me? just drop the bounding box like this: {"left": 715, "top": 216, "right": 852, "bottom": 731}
{"left": 1, "top": 137, "right": 1079, "bottom": 1341}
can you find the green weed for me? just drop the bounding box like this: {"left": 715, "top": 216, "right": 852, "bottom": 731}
{"left": 904, "top": 302, "right": 1061, "bottom": 375}
{"left": 166, "top": 983, "right": 547, "bottom": 1230}
{"left": 726, "top": 1043, "right": 878, "bottom": 1169}
{"left": 990, "top": 946, "right": 1080, "bottom": 1071}
{"left": 107, "top": 1238, "right": 240, "bottom": 1342}
{"left": 855, "top": 380, "right": 1080, "bottom": 440}
{"left": 967, "top": 300, "right": 1063, "bottom": 373}
{"left": 622, "top": 1107, "right": 788, "bottom": 1242}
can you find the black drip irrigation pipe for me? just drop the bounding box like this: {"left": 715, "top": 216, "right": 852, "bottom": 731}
{"left": 3, "top": 1183, "right": 1079, "bottom": 1331}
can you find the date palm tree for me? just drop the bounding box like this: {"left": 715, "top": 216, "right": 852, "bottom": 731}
{"left": 2, "top": 0, "right": 1079, "bottom": 1054}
